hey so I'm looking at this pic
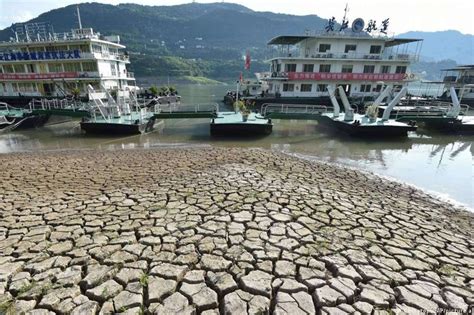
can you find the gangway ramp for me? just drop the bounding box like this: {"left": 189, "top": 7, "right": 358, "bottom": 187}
{"left": 152, "top": 103, "right": 219, "bottom": 119}
{"left": 262, "top": 103, "right": 328, "bottom": 120}
{"left": 29, "top": 99, "right": 90, "bottom": 117}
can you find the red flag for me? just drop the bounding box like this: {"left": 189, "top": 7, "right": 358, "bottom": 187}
{"left": 245, "top": 51, "right": 251, "bottom": 70}
{"left": 239, "top": 72, "right": 243, "bottom": 82}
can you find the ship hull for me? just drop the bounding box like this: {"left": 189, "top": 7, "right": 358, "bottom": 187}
{"left": 210, "top": 122, "right": 273, "bottom": 137}
{"left": 422, "top": 117, "right": 474, "bottom": 134}
{"left": 80, "top": 117, "right": 156, "bottom": 135}
{"left": 318, "top": 116, "right": 416, "bottom": 137}
{"left": 13, "top": 114, "right": 51, "bottom": 129}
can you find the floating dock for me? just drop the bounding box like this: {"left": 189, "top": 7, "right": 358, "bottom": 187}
{"left": 0, "top": 102, "right": 50, "bottom": 130}
{"left": 317, "top": 115, "right": 416, "bottom": 137}
{"left": 318, "top": 86, "right": 417, "bottom": 138}
{"left": 391, "top": 87, "right": 474, "bottom": 134}
{"left": 210, "top": 111, "right": 273, "bottom": 136}
{"left": 80, "top": 112, "right": 157, "bottom": 135}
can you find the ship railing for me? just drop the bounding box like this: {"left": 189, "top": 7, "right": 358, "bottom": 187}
{"left": 28, "top": 98, "right": 88, "bottom": 112}
{"left": 268, "top": 51, "right": 417, "bottom": 62}
{"left": 261, "top": 103, "right": 328, "bottom": 117}
{"left": 391, "top": 100, "right": 470, "bottom": 119}
{"left": 399, "top": 99, "right": 470, "bottom": 114}
{"left": 152, "top": 103, "right": 219, "bottom": 114}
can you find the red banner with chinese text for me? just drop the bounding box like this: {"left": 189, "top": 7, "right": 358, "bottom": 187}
{"left": 287, "top": 72, "right": 405, "bottom": 81}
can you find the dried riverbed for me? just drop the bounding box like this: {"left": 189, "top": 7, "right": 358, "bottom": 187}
{"left": 0, "top": 148, "right": 473, "bottom": 314}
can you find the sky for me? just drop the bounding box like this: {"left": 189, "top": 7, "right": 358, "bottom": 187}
{"left": 0, "top": 0, "right": 473, "bottom": 35}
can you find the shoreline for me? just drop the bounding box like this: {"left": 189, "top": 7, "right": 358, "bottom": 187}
{"left": 0, "top": 147, "right": 472, "bottom": 314}
{"left": 286, "top": 151, "right": 474, "bottom": 213}
{"left": 2, "top": 142, "right": 471, "bottom": 212}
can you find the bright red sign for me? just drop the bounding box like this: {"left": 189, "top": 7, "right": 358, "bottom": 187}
{"left": 286, "top": 72, "right": 405, "bottom": 81}
{"left": 0, "top": 72, "right": 79, "bottom": 80}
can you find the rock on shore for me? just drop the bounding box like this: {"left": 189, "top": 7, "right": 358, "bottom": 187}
{"left": 0, "top": 147, "right": 472, "bottom": 314}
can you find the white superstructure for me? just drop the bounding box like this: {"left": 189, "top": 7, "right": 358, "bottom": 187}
{"left": 0, "top": 20, "right": 135, "bottom": 99}
{"left": 264, "top": 30, "right": 422, "bottom": 100}
{"left": 439, "top": 65, "right": 474, "bottom": 106}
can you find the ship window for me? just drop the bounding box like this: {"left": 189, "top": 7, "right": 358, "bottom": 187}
{"left": 92, "top": 45, "right": 102, "bottom": 53}
{"left": 111, "top": 64, "right": 117, "bottom": 76}
{"left": 360, "top": 84, "right": 372, "bottom": 92}
{"left": 55, "top": 46, "right": 68, "bottom": 52}
{"left": 17, "top": 83, "right": 36, "bottom": 92}
{"left": 363, "top": 65, "right": 375, "bottom": 73}
{"left": 64, "top": 63, "right": 81, "bottom": 72}
{"left": 90, "top": 82, "right": 101, "bottom": 90}
{"left": 282, "top": 83, "right": 294, "bottom": 92}
{"left": 319, "top": 44, "right": 331, "bottom": 53}
{"left": 80, "top": 45, "right": 91, "bottom": 53}
{"left": 395, "top": 66, "right": 407, "bottom": 74}
{"left": 303, "top": 64, "right": 314, "bottom": 72}
{"left": 13, "top": 64, "right": 25, "bottom": 73}
{"left": 319, "top": 64, "right": 331, "bottom": 73}
{"left": 340, "top": 84, "right": 351, "bottom": 93}
{"left": 26, "top": 64, "right": 35, "bottom": 73}
{"left": 316, "top": 84, "right": 328, "bottom": 92}
{"left": 300, "top": 84, "right": 312, "bottom": 92}
{"left": 370, "top": 45, "right": 382, "bottom": 54}
{"left": 0, "top": 66, "right": 2, "bottom": 74}
{"left": 341, "top": 65, "right": 353, "bottom": 73}
{"left": 344, "top": 45, "right": 357, "bottom": 53}
{"left": 82, "top": 62, "right": 98, "bottom": 72}
{"left": 3, "top": 65, "right": 14, "bottom": 73}
{"left": 374, "top": 84, "right": 383, "bottom": 92}
{"left": 48, "top": 63, "right": 63, "bottom": 72}
{"left": 381, "top": 65, "right": 391, "bottom": 73}
{"left": 284, "top": 64, "right": 297, "bottom": 72}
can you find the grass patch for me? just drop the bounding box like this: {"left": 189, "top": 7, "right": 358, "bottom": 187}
{"left": 0, "top": 300, "right": 14, "bottom": 315}
{"left": 139, "top": 273, "right": 149, "bottom": 287}
{"left": 438, "top": 264, "right": 456, "bottom": 275}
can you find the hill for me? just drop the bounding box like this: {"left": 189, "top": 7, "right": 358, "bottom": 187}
{"left": 398, "top": 30, "right": 474, "bottom": 65}
{"left": 0, "top": 3, "right": 472, "bottom": 81}
{"left": 0, "top": 2, "right": 329, "bottom": 80}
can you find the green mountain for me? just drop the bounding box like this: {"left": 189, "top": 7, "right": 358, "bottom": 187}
{"left": 0, "top": 3, "right": 472, "bottom": 81}
{"left": 0, "top": 2, "right": 327, "bottom": 81}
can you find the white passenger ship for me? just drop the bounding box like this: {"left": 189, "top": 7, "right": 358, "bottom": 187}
{"left": 0, "top": 8, "right": 135, "bottom": 105}
{"left": 247, "top": 15, "right": 423, "bottom": 107}
{"left": 437, "top": 65, "right": 474, "bottom": 107}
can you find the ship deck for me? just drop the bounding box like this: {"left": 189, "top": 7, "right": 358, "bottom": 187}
{"left": 210, "top": 112, "right": 273, "bottom": 136}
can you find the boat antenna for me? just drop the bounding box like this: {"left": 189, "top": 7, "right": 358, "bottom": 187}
{"left": 76, "top": 5, "right": 83, "bottom": 29}
{"left": 342, "top": 3, "right": 349, "bottom": 24}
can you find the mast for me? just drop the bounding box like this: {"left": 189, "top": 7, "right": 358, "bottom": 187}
{"left": 77, "top": 5, "right": 83, "bottom": 29}
{"left": 342, "top": 3, "right": 348, "bottom": 23}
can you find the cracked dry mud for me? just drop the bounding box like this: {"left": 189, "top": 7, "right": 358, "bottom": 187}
{"left": 0, "top": 147, "right": 473, "bottom": 315}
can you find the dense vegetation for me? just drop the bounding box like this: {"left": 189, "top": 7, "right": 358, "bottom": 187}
{"left": 0, "top": 2, "right": 471, "bottom": 82}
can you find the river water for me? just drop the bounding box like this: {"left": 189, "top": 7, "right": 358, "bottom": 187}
{"left": 0, "top": 84, "right": 472, "bottom": 209}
